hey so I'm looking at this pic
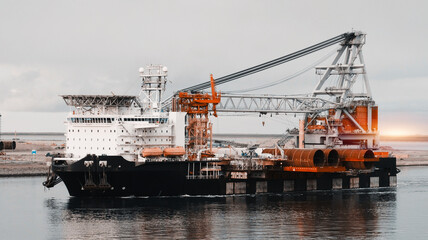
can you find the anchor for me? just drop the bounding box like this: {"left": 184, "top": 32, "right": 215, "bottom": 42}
{"left": 98, "top": 160, "right": 111, "bottom": 190}
{"left": 83, "top": 156, "right": 97, "bottom": 189}
{"left": 42, "top": 165, "right": 62, "bottom": 188}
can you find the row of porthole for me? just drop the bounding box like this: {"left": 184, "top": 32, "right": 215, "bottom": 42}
{"left": 146, "top": 138, "right": 171, "bottom": 142}
{"left": 68, "top": 146, "right": 116, "bottom": 150}
{"left": 143, "top": 129, "right": 169, "bottom": 133}
{"left": 67, "top": 128, "right": 171, "bottom": 134}
{"left": 67, "top": 147, "right": 142, "bottom": 152}
{"left": 68, "top": 138, "right": 115, "bottom": 142}
{"left": 68, "top": 129, "right": 118, "bottom": 133}
{"left": 66, "top": 137, "right": 171, "bottom": 142}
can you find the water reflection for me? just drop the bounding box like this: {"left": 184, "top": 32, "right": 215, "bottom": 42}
{"left": 45, "top": 189, "right": 397, "bottom": 239}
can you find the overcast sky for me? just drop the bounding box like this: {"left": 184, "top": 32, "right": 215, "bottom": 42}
{"left": 1, "top": 0, "right": 427, "bottom": 135}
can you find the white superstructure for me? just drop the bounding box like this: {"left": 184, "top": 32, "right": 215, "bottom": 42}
{"left": 62, "top": 65, "right": 186, "bottom": 162}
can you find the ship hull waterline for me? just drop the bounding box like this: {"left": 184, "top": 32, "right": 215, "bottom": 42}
{"left": 51, "top": 155, "right": 398, "bottom": 197}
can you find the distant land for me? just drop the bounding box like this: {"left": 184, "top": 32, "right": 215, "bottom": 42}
{"left": 379, "top": 135, "right": 428, "bottom": 142}
{"left": 1, "top": 132, "right": 428, "bottom": 142}
{"left": 1, "top": 132, "right": 64, "bottom": 136}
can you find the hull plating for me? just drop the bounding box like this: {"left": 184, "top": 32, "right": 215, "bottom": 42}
{"left": 52, "top": 155, "right": 398, "bottom": 197}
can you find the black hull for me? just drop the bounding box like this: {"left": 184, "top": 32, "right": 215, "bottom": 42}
{"left": 52, "top": 155, "right": 398, "bottom": 197}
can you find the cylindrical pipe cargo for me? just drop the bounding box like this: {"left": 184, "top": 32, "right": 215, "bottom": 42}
{"left": 262, "top": 149, "right": 325, "bottom": 167}
{"left": 336, "top": 149, "right": 375, "bottom": 170}
{"left": 1, "top": 141, "right": 16, "bottom": 150}
{"left": 323, "top": 149, "right": 340, "bottom": 166}
{"left": 284, "top": 149, "right": 325, "bottom": 167}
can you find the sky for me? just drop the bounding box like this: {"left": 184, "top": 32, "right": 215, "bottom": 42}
{"left": 0, "top": 0, "right": 427, "bottom": 135}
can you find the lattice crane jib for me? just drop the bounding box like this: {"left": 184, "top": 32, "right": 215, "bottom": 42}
{"left": 303, "top": 32, "right": 378, "bottom": 148}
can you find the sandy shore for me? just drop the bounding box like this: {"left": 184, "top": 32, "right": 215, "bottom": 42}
{"left": 0, "top": 140, "right": 64, "bottom": 177}
{"left": 1, "top": 139, "right": 427, "bottom": 177}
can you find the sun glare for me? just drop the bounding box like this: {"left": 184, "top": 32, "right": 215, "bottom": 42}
{"left": 382, "top": 129, "right": 414, "bottom": 136}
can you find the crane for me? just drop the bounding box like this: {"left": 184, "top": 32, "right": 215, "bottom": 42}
{"left": 174, "top": 74, "right": 221, "bottom": 160}
{"left": 171, "top": 31, "right": 378, "bottom": 152}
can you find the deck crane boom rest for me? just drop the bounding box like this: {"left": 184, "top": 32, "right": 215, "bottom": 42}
{"left": 173, "top": 74, "right": 221, "bottom": 160}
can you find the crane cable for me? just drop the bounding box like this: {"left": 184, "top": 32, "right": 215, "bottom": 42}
{"left": 223, "top": 47, "right": 338, "bottom": 94}
{"left": 161, "top": 32, "right": 356, "bottom": 107}
{"left": 180, "top": 32, "right": 355, "bottom": 92}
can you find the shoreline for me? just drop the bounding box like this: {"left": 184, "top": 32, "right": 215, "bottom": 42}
{"left": 1, "top": 139, "right": 427, "bottom": 177}
{"left": 0, "top": 173, "right": 47, "bottom": 177}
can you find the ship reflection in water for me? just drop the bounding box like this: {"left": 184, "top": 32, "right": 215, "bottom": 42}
{"left": 44, "top": 189, "right": 396, "bottom": 239}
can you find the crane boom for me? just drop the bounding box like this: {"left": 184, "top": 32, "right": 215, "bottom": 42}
{"left": 169, "top": 31, "right": 379, "bottom": 149}
{"left": 179, "top": 32, "right": 356, "bottom": 92}
{"left": 214, "top": 94, "right": 339, "bottom": 114}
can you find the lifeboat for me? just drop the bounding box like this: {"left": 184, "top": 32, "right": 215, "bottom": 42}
{"left": 141, "top": 148, "right": 163, "bottom": 157}
{"left": 163, "top": 147, "right": 185, "bottom": 157}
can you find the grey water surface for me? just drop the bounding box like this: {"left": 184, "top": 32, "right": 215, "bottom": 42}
{"left": 0, "top": 166, "right": 427, "bottom": 239}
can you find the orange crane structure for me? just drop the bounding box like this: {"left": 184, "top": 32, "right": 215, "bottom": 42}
{"left": 173, "top": 74, "right": 221, "bottom": 160}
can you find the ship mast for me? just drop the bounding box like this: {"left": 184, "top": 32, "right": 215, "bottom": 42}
{"left": 139, "top": 65, "right": 168, "bottom": 113}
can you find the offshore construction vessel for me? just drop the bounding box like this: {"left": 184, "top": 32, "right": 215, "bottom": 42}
{"left": 44, "top": 31, "right": 398, "bottom": 197}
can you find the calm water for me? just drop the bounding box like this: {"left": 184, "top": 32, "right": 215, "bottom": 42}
{"left": 0, "top": 167, "right": 428, "bottom": 239}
